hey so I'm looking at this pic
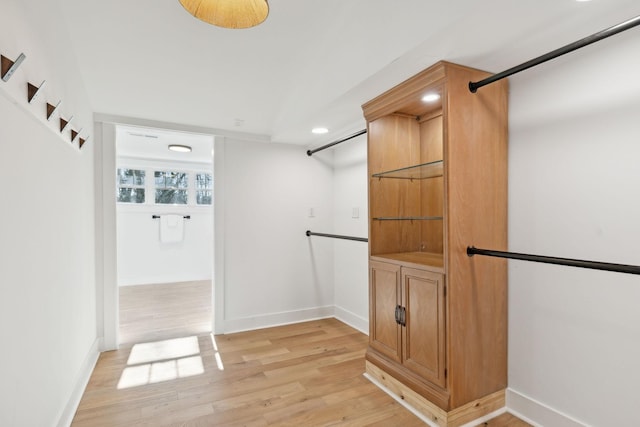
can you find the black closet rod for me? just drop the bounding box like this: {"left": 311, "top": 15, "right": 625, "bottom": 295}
{"left": 467, "top": 246, "right": 640, "bottom": 276}
{"left": 469, "top": 14, "right": 640, "bottom": 93}
{"left": 307, "top": 129, "right": 367, "bottom": 156}
{"left": 306, "top": 230, "right": 368, "bottom": 242}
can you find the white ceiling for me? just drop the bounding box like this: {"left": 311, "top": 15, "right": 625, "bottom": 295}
{"left": 116, "top": 125, "right": 214, "bottom": 164}
{"left": 57, "top": 0, "right": 640, "bottom": 147}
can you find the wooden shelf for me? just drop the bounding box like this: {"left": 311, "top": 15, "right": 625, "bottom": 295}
{"left": 372, "top": 160, "right": 443, "bottom": 180}
{"left": 373, "top": 216, "right": 443, "bottom": 221}
{"left": 370, "top": 251, "right": 444, "bottom": 272}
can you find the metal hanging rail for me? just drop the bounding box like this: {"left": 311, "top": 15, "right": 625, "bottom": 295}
{"left": 306, "top": 230, "right": 368, "bottom": 242}
{"left": 152, "top": 215, "right": 191, "bottom": 219}
{"left": 469, "top": 14, "right": 640, "bottom": 93}
{"left": 467, "top": 246, "right": 640, "bottom": 275}
{"left": 307, "top": 129, "right": 367, "bottom": 156}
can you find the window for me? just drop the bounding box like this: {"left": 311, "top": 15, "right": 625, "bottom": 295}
{"left": 117, "top": 168, "right": 145, "bottom": 203}
{"left": 195, "top": 173, "right": 213, "bottom": 205}
{"left": 155, "top": 171, "right": 188, "bottom": 204}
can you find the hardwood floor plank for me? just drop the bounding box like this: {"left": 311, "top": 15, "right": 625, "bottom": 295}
{"left": 475, "top": 412, "right": 533, "bottom": 427}
{"left": 262, "top": 396, "right": 328, "bottom": 424}
{"left": 182, "top": 411, "right": 269, "bottom": 427}
{"left": 212, "top": 381, "right": 306, "bottom": 412}
{"left": 73, "top": 318, "right": 530, "bottom": 426}
{"left": 119, "top": 280, "right": 212, "bottom": 345}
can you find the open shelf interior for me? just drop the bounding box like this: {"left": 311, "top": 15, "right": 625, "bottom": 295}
{"left": 368, "top": 109, "right": 444, "bottom": 262}
{"left": 372, "top": 159, "right": 443, "bottom": 180}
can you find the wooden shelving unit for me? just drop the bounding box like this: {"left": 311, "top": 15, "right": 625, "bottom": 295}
{"left": 363, "top": 61, "right": 509, "bottom": 426}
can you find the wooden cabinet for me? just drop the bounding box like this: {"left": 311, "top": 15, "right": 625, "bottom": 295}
{"left": 370, "top": 261, "right": 446, "bottom": 386}
{"left": 363, "top": 61, "right": 508, "bottom": 426}
{"left": 402, "top": 266, "right": 446, "bottom": 388}
{"left": 369, "top": 261, "right": 401, "bottom": 363}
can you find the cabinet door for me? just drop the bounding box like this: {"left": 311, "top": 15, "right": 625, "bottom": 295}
{"left": 402, "top": 267, "right": 446, "bottom": 388}
{"left": 369, "top": 261, "right": 402, "bottom": 363}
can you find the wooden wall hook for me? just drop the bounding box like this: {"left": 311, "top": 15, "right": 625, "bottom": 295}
{"left": 46, "top": 101, "right": 61, "bottom": 121}
{"left": 27, "top": 80, "right": 46, "bottom": 103}
{"left": 60, "top": 115, "right": 73, "bottom": 133}
{"left": 71, "top": 128, "right": 82, "bottom": 143}
{"left": 1, "top": 53, "right": 26, "bottom": 82}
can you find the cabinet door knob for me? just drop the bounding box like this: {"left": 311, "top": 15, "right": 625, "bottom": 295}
{"left": 395, "top": 305, "right": 402, "bottom": 325}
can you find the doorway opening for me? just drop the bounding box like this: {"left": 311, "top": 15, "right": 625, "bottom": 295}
{"left": 114, "top": 125, "right": 214, "bottom": 346}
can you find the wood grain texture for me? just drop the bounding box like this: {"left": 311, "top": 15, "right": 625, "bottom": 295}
{"left": 72, "top": 319, "right": 426, "bottom": 426}
{"left": 443, "top": 63, "right": 508, "bottom": 408}
{"left": 369, "top": 261, "right": 446, "bottom": 387}
{"left": 369, "top": 261, "right": 403, "bottom": 363}
{"left": 366, "top": 361, "right": 448, "bottom": 426}
{"left": 370, "top": 252, "right": 444, "bottom": 272}
{"left": 402, "top": 267, "right": 446, "bottom": 388}
{"left": 119, "top": 280, "right": 212, "bottom": 345}
{"left": 364, "top": 60, "right": 508, "bottom": 413}
{"left": 475, "top": 412, "right": 532, "bottom": 427}
{"left": 362, "top": 66, "right": 446, "bottom": 122}
{"left": 366, "top": 362, "right": 509, "bottom": 427}
{"left": 368, "top": 114, "right": 422, "bottom": 256}
{"left": 73, "top": 317, "right": 527, "bottom": 426}
{"left": 420, "top": 114, "right": 444, "bottom": 254}
{"left": 446, "top": 389, "right": 505, "bottom": 426}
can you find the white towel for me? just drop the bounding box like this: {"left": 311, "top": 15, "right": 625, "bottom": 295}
{"left": 160, "top": 214, "right": 184, "bottom": 243}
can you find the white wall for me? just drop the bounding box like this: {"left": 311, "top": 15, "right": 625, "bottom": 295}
{"left": 219, "top": 139, "right": 335, "bottom": 332}
{"left": 0, "top": 1, "right": 97, "bottom": 425}
{"left": 331, "top": 135, "right": 369, "bottom": 333}
{"left": 507, "top": 28, "right": 640, "bottom": 426}
{"left": 116, "top": 158, "right": 213, "bottom": 286}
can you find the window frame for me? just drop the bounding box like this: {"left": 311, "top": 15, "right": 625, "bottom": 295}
{"left": 114, "top": 163, "right": 213, "bottom": 208}
{"left": 116, "top": 168, "right": 147, "bottom": 204}
{"left": 154, "top": 170, "right": 190, "bottom": 205}
{"left": 195, "top": 172, "right": 213, "bottom": 205}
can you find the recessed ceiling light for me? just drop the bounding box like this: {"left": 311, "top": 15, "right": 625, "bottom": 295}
{"left": 168, "top": 144, "right": 192, "bottom": 153}
{"left": 312, "top": 127, "right": 329, "bottom": 134}
{"left": 422, "top": 93, "right": 441, "bottom": 103}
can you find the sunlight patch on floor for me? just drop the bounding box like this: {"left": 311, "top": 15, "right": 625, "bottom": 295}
{"left": 118, "top": 336, "right": 205, "bottom": 389}
{"left": 211, "top": 333, "right": 225, "bottom": 371}
{"left": 127, "top": 336, "right": 200, "bottom": 364}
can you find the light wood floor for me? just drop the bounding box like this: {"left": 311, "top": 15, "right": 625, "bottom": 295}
{"left": 73, "top": 318, "right": 530, "bottom": 426}
{"left": 119, "top": 280, "right": 212, "bottom": 345}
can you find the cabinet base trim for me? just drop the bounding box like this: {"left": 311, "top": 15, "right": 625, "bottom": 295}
{"left": 365, "top": 361, "right": 505, "bottom": 427}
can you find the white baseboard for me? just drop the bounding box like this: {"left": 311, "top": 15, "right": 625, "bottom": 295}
{"left": 118, "top": 275, "right": 212, "bottom": 286}
{"left": 333, "top": 305, "right": 368, "bottom": 335}
{"left": 223, "top": 305, "right": 335, "bottom": 333}
{"left": 506, "top": 388, "right": 588, "bottom": 427}
{"left": 56, "top": 338, "right": 100, "bottom": 427}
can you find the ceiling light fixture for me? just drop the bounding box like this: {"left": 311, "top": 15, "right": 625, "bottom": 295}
{"left": 422, "top": 93, "right": 441, "bottom": 103}
{"left": 168, "top": 144, "right": 192, "bottom": 153}
{"left": 179, "top": 0, "right": 269, "bottom": 29}
{"left": 312, "top": 127, "right": 329, "bottom": 134}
